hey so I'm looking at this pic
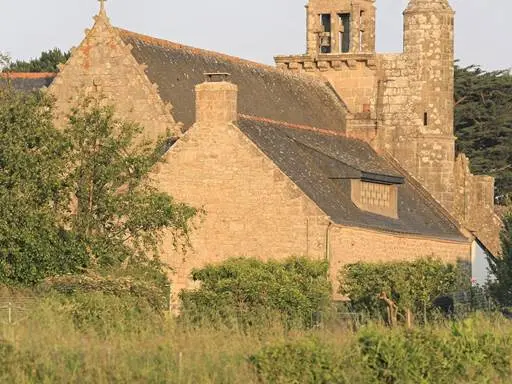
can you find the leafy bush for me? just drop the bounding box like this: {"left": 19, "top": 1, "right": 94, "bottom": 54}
{"left": 39, "top": 268, "right": 170, "bottom": 313}
{"left": 249, "top": 338, "right": 362, "bottom": 384}
{"left": 339, "top": 258, "right": 465, "bottom": 326}
{"left": 180, "top": 257, "right": 332, "bottom": 329}
{"left": 61, "top": 292, "right": 163, "bottom": 336}
{"left": 359, "top": 316, "right": 512, "bottom": 383}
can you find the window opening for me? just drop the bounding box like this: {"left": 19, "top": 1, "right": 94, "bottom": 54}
{"left": 359, "top": 11, "right": 365, "bottom": 52}
{"left": 321, "top": 14, "right": 331, "bottom": 33}
{"left": 424, "top": 112, "right": 428, "bottom": 126}
{"left": 320, "top": 14, "right": 332, "bottom": 53}
{"left": 339, "top": 13, "right": 351, "bottom": 53}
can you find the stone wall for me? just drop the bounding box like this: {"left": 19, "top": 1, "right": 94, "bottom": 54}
{"left": 275, "top": 55, "right": 378, "bottom": 114}
{"left": 152, "top": 117, "right": 330, "bottom": 308}
{"left": 454, "top": 155, "right": 503, "bottom": 255}
{"left": 48, "top": 11, "right": 180, "bottom": 143}
{"left": 329, "top": 225, "right": 471, "bottom": 297}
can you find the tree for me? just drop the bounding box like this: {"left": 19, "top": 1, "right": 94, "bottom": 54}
{"left": 338, "top": 258, "right": 463, "bottom": 327}
{"left": 0, "top": 87, "right": 87, "bottom": 284}
{"left": 454, "top": 65, "right": 512, "bottom": 202}
{"left": 2, "top": 48, "right": 70, "bottom": 73}
{"left": 62, "top": 98, "right": 198, "bottom": 270}
{"left": 488, "top": 212, "right": 512, "bottom": 306}
{"left": 0, "top": 89, "right": 197, "bottom": 285}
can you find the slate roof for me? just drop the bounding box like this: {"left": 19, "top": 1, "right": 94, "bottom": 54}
{"left": 0, "top": 73, "right": 56, "bottom": 92}
{"left": 238, "top": 116, "right": 465, "bottom": 240}
{"left": 0, "top": 28, "right": 466, "bottom": 241}
{"left": 116, "top": 29, "right": 347, "bottom": 132}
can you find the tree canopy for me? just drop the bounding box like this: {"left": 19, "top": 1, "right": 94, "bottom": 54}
{"left": 0, "top": 87, "right": 197, "bottom": 286}
{"left": 338, "top": 258, "right": 464, "bottom": 327}
{"left": 0, "top": 88, "right": 86, "bottom": 284}
{"left": 454, "top": 65, "right": 512, "bottom": 202}
{"left": 2, "top": 48, "right": 70, "bottom": 73}
{"left": 488, "top": 212, "right": 512, "bottom": 306}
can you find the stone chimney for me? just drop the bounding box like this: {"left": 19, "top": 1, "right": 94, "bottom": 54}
{"left": 195, "top": 73, "right": 238, "bottom": 124}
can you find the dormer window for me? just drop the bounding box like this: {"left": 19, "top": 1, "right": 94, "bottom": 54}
{"left": 351, "top": 174, "right": 404, "bottom": 219}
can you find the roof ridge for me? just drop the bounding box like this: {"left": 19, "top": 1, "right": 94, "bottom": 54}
{"left": 115, "top": 27, "right": 276, "bottom": 71}
{"left": 238, "top": 114, "right": 345, "bottom": 138}
{"left": 114, "top": 27, "right": 340, "bottom": 92}
{"left": 0, "top": 72, "right": 57, "bottom": 79}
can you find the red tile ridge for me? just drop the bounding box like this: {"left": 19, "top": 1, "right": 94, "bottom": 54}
{"left": 0, "top": 72, "right": 57, "bottom": 79}
{"left": 238, "top": 114, "right": 346, "bottom": 138}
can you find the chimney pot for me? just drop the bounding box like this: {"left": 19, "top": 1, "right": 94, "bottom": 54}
{"left": 204, "top": 72, "right": 231, "bottom": 83}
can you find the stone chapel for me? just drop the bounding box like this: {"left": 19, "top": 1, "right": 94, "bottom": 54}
{"left": 2, "top": 0, "right": 503, "bottom": 302}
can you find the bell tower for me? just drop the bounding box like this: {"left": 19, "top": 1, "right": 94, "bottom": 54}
{"left": 306, "top": 0, "right": 376, "bottom": 56}
{"left": 275, "top": 0, "right": 379, "bottom": 134}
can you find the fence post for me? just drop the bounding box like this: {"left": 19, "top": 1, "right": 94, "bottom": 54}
{"left": 178, "top": 351, "right": 183, "bottom": 383}
{"left": 8, "top": 302, "right": 12, "bottom": 325}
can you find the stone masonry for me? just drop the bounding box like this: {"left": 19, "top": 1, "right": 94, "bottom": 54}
{"left": 48, "top": 8, "right": 181, "bottom": 143}
{"left": 152, "top": 79, "right": 471, "bottom": 307}
{"left": 275, "top": 0, "right": 502, "bottom": 255}
{"left": 42, "top": 2, "right": 491, "bottom": 307}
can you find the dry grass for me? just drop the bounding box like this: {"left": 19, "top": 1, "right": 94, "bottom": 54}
{"left": 1, "top": 294, "right": 512, "bottom": 383}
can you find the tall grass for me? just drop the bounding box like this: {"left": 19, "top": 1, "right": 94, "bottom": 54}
{"left": 1, "top": 293, "right": 512, "bottom": 383}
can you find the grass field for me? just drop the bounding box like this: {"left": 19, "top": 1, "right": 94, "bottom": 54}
{"left": 1, "top": 292, "right": 512, "bottom": 383}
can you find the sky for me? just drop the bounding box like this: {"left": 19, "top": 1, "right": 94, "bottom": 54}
{"left": 1, "top": 0, "right": 510, "bottom": 71}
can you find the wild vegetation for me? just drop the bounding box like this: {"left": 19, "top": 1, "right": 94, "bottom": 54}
{"left": 1, "top": 268, "right": 511, "bottom": 383}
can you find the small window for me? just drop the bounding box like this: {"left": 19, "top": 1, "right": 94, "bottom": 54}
{"left": 339, "top": 13, "right": 351, "bottom": 53}
{"left": 359, "top": 11, "right": 365, "bottom": 52}
{"left": 320, "top": 14, "right": 332, "bottom": 54}
{"left": 424, "top": 112, "right": 428, "bottom": 126}
{"left": 321, "top": 14, "right": 331, "bottom": 33}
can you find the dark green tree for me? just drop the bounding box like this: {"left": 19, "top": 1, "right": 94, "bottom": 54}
{"left": 488, "top": 212, "right": 512, "bottom": 306}
{"left": 454, "top": 65, "right": 512, "bottom": 202}
{"left": 0, "top": 89, "right": 197, "bottom": 285}
{"left": 0, "top": 88, "right": 87, "bottom": 284}
{"left": 3, "top": 48, "right": 70, "bottom": 73}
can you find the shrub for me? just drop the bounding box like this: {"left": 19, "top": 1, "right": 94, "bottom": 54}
{"left": 488, "top": 213, "right": 512, "bottom": 306}
{"left": 39, "top": 269, "right": 170, "bottom": 313}
{"left": 249, "top": 338, "right": 353, "bottom": 384}
{"left": 37, "top": 270, "right": 169, "bottom": 336}
{"left": 180, "top": 257, "right": 332, "bottom": 329}
{"left": 359, "top": 316, "right": 512, "bottom": 383}
{"left": 339, "top": 258, "right": 465, "bottom": 326}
